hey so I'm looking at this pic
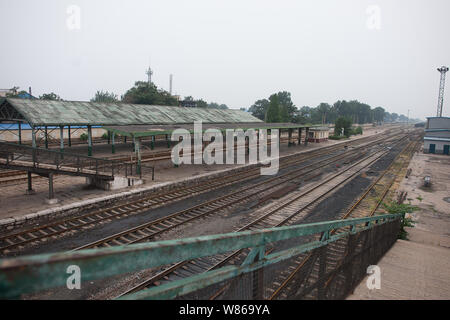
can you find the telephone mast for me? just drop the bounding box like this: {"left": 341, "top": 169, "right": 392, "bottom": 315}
{"left": 436, "top": 66, "right": 449, "bottom": 117}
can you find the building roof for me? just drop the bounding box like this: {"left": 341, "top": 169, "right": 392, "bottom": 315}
{"left": 105, "top": 123, "right": 313, "bottom": 138}
{"left": 309, "top": 126, "right": 330, "bottom": 131}
{"left": 1, "top": 98, "right": 262, "bottom": 127}
{"left": 427, "top": 116, "right": 450, "bottom": 119}
{"left": 424, "top": 137, "right": 450, "bottom": 142}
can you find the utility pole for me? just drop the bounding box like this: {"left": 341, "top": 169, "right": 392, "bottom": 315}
{"left": 407, "top": 109, "right": 410, "bottom": 131}
{"left": 436, "top": 66, "right": 449, "bottom": 117}
{"left": 169, "top": 74, "right": 173, "bottom": 94}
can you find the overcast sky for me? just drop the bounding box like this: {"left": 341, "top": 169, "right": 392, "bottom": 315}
{"left": 1, "top": 0, "right": 450, "bottom": 120}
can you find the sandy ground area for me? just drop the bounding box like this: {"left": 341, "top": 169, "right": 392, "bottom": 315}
{"left": 0, "top": 125, "right": 393, "bottom": 220}
{"left": 348, "top": 150, "right": 450, "bottom": 300}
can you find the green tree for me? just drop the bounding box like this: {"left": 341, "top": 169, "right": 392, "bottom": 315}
{"left": 122, "top": 81, "right": 178, "bottom": 105}
{"left": 91, "top": 90, "right": 118, "bottom": 103}
{"left": 265, "top": 94, "right": 281, "bottom": 123}
{"left": 276, "top": 91, "right": 296, "bottom": 120}
{"left": 208, "top": 102, "right": 228, "bottom": 109}
{"left": 196, "top": 99, "right": 208, "bottom": 108}
{"left": 39, "top": 92, "right": 62, "bottom": 101}
{"left": 317, "top": 102, "right": 331, "bottom": 124}
{"left": 334, "top": 116, "right": 353, "bottom": 137}
{"left": 373, "top": 107, "right": 386, "bottom": 124}
{"left": 249, "top": 99, "right": 270, "bottom": 121}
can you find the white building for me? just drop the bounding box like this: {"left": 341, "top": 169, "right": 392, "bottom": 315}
{"left": 308, "top": 127, "right": 330, "bottom": 143}
{"left": 423, "top": 117, "right": 450, "bottom": 155}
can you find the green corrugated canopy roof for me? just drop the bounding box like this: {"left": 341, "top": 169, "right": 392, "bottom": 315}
{"left": 2, "top": 98, "right": 262, "bottom": 126}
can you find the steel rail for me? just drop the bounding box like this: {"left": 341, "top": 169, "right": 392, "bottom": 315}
{"left": 267, "top": 137, "right": 420, "bottom": 300}
{"left": 75, "top": 135, "right": 399, "bottom": 251}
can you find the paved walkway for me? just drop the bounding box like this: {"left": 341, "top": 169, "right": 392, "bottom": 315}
{"left": 348, "top": 152, "right": 450, "bottom": 300}
{"left": 348, "top": 240, "right": 450, "bottom": 299}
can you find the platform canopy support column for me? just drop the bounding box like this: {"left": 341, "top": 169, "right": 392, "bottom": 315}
{"left": 31, "top": 126, "right": 36, "bottom": 149}
{"left": 135, "top": 138, "right": 142, "bottom": 177}
{"left": 45, "top": 126, "right": 48, "bottom": 149}
{"left": 111, "top": 133, "right": 115, "bottom": 154}
{"left": 87, "top": 125, "right": 93, "bottom": 157}
{"left": 59, "top": 125, "right": 64, "bottom": 155}
{"left": 45, "top": 172, "right": 58, "bottom": 204}
{"left": 298, "top": 128, "right": 302, "bottom": 145}
{"left": 166, "top": 134, "right": 171, "bottom": 148}
{"left": 150, "top": 136, "right": 155, "bottom": 150}
{"left": 26, "top": 172, "right": 34, "bottom": 195}
{"left": 288, "top": 128, "right": 293, "bottom": 147}
{"left": 18, "top": 122, "right": 22, "bottom": 145}
{"left": 68, "top": 126, "right": 71, "bottom": 147}
{"left": 305, "top": 127, "right": 309, "bottom": 146}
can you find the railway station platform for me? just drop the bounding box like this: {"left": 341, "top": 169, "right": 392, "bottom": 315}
{"left": 348, "top": 152, "right": 450, "bottom": 300}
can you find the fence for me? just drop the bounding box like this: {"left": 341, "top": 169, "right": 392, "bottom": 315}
{"left": 0, "top": 213, "right": 403, "bottom": 300}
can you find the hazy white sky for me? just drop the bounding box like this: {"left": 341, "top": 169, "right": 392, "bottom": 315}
{"left": 1, "top": 0, "right": 450, "bottom": 120}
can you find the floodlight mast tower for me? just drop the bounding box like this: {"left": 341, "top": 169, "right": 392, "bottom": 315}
{"left": 146, "top": 66, "right": 153, "bottom": 84}
{"left": 436, "top": 66, "right": 449, "bottom": 117}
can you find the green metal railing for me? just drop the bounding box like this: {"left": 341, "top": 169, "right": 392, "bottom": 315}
{"left": 0, "top": 213, "right": 404, "bottom": 300}
{"left": 0, "top": 141, "right": 131, "bottom": 179}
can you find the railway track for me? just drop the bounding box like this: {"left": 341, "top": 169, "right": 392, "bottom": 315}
{"left": 114, "top": 133, "right": 413, "bottom": 298}
{"left": 266, "top": 137, "right": 421, "bottom": 300}
{"left": 0, "top": 132, "right": 398, "bottom": 253}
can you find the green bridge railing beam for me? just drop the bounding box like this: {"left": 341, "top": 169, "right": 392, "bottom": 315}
{"left": 0, "top": 213, "right": 403, "bottom": 300}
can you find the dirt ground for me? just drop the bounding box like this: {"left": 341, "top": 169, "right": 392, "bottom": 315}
{"left": 0, "top": 125, "right": 393, "bottom": 221}
{"left": 348, "top": 150, "right": 450, "bottom": 300}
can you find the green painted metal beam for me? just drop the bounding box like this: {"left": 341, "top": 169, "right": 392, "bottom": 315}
{"left": 104, "top": 124, "right": 325, "bottom": 139}
{"left": 0, "top": 214, "right": 403, "bottom": 299}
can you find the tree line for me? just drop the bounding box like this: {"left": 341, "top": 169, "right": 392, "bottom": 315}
{"left": 6, "top": 86, "right": 417, "bottom": 124}
{"left": 248, "top": 92, "right": 416, "bottom": 124}
{"left": 5, "top": 82, "right": 229, "bottom": 110}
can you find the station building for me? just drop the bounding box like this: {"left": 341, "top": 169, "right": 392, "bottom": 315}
{"left": 307, "top": 127, "right": 330, "bottom": 143}
{"left": 423, "top": 117, "right": 450, "bottom": 155}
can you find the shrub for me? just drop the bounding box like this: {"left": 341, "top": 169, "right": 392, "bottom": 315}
{"left": 355, "top": 126, "right": 363, "bottom": 135}
{"left": 382, "top": 202, "right": 419, "bottom": 240}
{"left": 80, "top": 133, "right": 88, "bottom": 141}
{"left": 329, "top": 135, "right": 346, "bottom": 140}
{"left": 102, "top": 132, "right": 109, "bottom": 140}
